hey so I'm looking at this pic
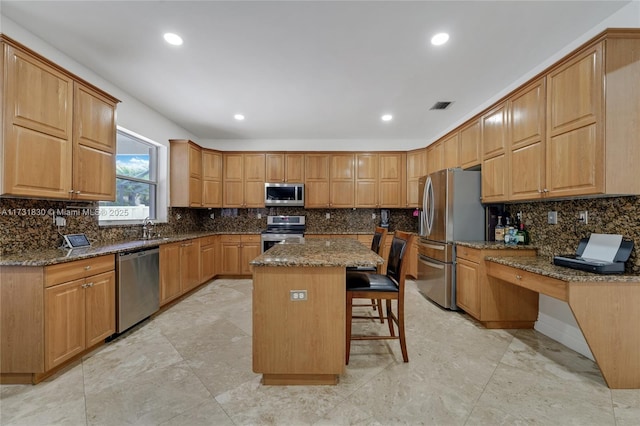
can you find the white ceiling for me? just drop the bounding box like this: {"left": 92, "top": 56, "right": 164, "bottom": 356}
{"left": 0, "top": 1, "right": 633, "bottom": 146}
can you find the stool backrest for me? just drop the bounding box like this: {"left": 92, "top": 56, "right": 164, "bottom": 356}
{"left": 386, "top": 231, "right": 414, "bottom": 285}
{"left": 371, "top": 226, "right": 388, "bottom": 255}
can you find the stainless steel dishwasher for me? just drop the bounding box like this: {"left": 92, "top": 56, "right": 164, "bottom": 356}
{"left": 117, "top": 247, "right": 160, "bottom": 333}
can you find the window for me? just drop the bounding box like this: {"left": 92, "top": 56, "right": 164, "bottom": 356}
{"left": 99, "top": 129, "right": 159, "bottom": 224}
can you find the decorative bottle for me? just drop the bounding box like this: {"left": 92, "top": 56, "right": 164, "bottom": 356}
{"left": 494, "top": 216, "right": 505, "bottom": 242}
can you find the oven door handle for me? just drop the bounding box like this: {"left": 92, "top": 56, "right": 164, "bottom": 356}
{"left": 419, "top": 256, "right": 445, "bottom": 270}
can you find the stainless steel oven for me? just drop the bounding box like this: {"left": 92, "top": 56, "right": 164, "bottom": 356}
{"left": 260, "top": 215, "right": 306, "bottom": 253}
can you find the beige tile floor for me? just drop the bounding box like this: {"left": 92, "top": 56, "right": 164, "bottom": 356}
{"left": 1, "top": 278, "right": 639, "bottom": 425}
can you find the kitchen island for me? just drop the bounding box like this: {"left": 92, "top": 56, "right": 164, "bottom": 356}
{"left": 250, "top": 238, "right": 383, "bottom": 385}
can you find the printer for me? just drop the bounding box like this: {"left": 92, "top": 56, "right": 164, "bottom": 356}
{"left": 553, "top": 237, "right": 634, "bottom": 274}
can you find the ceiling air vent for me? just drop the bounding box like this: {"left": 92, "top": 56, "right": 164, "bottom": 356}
{"left": 430, "top": 101, "right": 453, "bottom": 110}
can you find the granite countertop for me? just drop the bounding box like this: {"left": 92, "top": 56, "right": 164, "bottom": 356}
{"left": 485, "top": 255, "right": 640, "bottom": 283}
{"left": 0, "top": 231, "right": 245, "bottom": 267}
{"left": 455, "top": 240, "right": 538, "bottom": 250}
{"left": 250, "top": 238, "right": 384, "bottom": 268}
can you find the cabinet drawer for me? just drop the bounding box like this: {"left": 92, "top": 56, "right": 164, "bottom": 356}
{"left": 200, "top": 235, "right": 216, "bottom": 246}
{"left": 485, "top": 261, "right": 568, "bottom": 302}
{"left": 241, "top": 234, "right": 260, "bottom": 243}
{"left": 45, "top": 255, "right": 114, "bottom": 287}
{"left": 456, "top": 246, "right": 481, "bottom": 262}
{"left": 219, "top": 235, "right": 240, "bottom": 243}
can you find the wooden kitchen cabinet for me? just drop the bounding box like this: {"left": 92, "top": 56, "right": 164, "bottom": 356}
{"left": 509, "top": 78, "right": 546, "bottom": 201}
{"left": 304, "top": 153, "right": 355, "bottom": 208}
{"left": 426, "top": 141, "right": 443, "bottom": 175}
{"left": 459, "top": 119, "right": 481, "bottom": 169}
{"left": 45, "top": 269, "right": 115, "bottom": 370}
{"left": 406, "top": 148, "right": 426, "bottom": 208}
{"left": 455, "top": 245, "right": 538, "bottom": 328}
{"left": 265, "top": 153, "right": 305, "bottom": 183}
{"left": 200, "top": 235, "right": 217, "bottom": 283}
{"left": 220, "top": 235, "right": 261, "bottom": 275}
{"left": 1, "top": 36, "right": 118, "bottom": 201}
{"left": 0, "top": 254, "right": 116, "bottom": 383}
{"left": 223, "top": 153, "right": 266, "bottom": 208}
{"left": 442, "top": 133, "right": 459, "bottom": 170}
{"left": 169, "top": 140, "right": 203, "bottom": 207}
{"left": 355, "top": 153, "right": 406, "bottom": 208}
{"left": 202, "top": 149, "right": 223, "bottom": 207}
{"left": 481, "top": 102, "right": 509, "bottom": 203}
{"left": 159, "top": 239, "right": 201, "bottom": 305}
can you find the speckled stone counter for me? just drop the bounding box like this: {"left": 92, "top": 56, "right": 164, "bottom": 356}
{"left": 250, "top": 238, "right": 383, "bottom": 268}
{"left": 455, "top": 240, "right": 538, "bottom": 250}
{"left": 0, "top": 231, "right": 254, "bottom": 266}
{"left": 486, "top": 256, "right": 640, "bottom": 283}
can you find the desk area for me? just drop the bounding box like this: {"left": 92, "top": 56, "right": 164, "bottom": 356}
{"left": 485, "top": 256, "right": 640, "bottom": 389}
{"left": 250, "top": 238, "right": 383, "bottom": 385}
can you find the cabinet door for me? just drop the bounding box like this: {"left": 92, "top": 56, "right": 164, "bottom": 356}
{"left": 200, "top": 244, "right": 216, "bottom": 282}
{"left": 2, "top": 45, "right": 73, "bottom": 198}
{"left": 379, "top": 153, "right": 405, "bottom": 207}
{"left": 304, "top": 154, "right": 330, "bottom": 208}
{"left": 509, "top": 78, "right": 546, "bottom": 200}
{"left": 45, "top": 279, "right": 85, "bottom": 370}
{"left": 426, "top": 142, "right": 443, "bottom": 174}
{"left": 330, "top": 154, "right": 354, "bottom": 208}
{"left": 285, "top": 154, "right": 305, "bottom": 182}
{"left": 202, "top": 180, "right": 222, "bottom": 208}
{"left": 187, "top": 145, "right": 202, "bottom": 206}
{"left": 456, "top": 258, "right": 481, "bottom": 319}
{"left": 180, "top": 240, "right": 201, "bottom": 292}
{"left": 355, "top": 153, "right": 378, "bottom": 207}
{"left": 265, "top": 153, "right": 285, "bottom": 182}
{"left": 85, "top": 271, "right": 116, "bottom": 347}
{"left": 459, "top": 120, "right": 481, "bottom": 169}
{"left": 406, "top": 148, "right": 426, "bottom": 207}
{"left": 482, "top": 102, "right": 508, "bottom": 159}
{"left": 160, "top": 243, "right": 182, "bottom": 305}
{"left": 220, "top": 239, "right": 241, "bottom": 274}
{"left": 72, "top": 84, "right": 117, "bottom": 201}
{"left": 241, "top": 242, "right": 261, "bottom": 275}
{"left": 442, "top": 133, "right": 459, "bottom": 169}
{"left": 481, "top": 154, "right": 507, "bottom": 202}
{"left": 546, "top": 44, "right": 604, "bottom": 197}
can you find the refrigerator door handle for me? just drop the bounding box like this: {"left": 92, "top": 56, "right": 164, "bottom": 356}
{"left": 419, "top": 256, "right": 445, "bottom": 269}
{"left": 424, "top": 175, "right": 434, "bottom": 236}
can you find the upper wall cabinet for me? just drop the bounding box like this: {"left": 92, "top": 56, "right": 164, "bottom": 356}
{"left": 458, "top": 119, "right": 481, "bottom": 170}
{"left": 509, "top": 78, "right": 546, "bottom": 201}
{"left": 202, "top": 149, "right": 223, "bottom": 207}
{"left": 169, "top": 140, "right": 203, "bottom": 207}
{"left": 1, "top": 36, "right": 118, "bottom": 201}
{"left": 481, "top": 102, "right": 509, "bottom": 203}
{"left": 304, "top": 153, "right": 355, "bottom": 208}
{"left": 354, "top": 152, "right": 406, "bottom": 208}
{"left": 442, "top": 133, "right": 459, "bottom": 170}
{"left": 544, "top": 33, "right": 640, "bottom": 198}
{"left": 223, "top": 153, "right": 265, "bottom": 208}
{"left": 425, "top": 141, "right": 443, "bottom": 175}
{"left": 265, "top": 153, "right": 304, "bottom": 183}
{"left": 406, "top": 148, "right": 426, "bottom": 208}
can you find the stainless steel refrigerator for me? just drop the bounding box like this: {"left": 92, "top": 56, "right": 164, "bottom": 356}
{"left": 417, "top": 168, "right": 484, "bottom": 309}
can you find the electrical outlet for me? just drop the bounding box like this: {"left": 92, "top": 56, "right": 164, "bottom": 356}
{"left": 372, "top": 213, "right": 376, "bottom": 219}
{"left": 209, "top": 213, "right": 215, "bottom": 219}
{"left": 326, "top": 213, "right": 330, "bottom": 219}
{"left": 290, "top": 290, "right": 308, "bottom": 301}
{"left": 257, "top": 213, "right": 262, "bottom": 219}
{"left": 55, "top": 216, "right": 66, "bottom": 227}
{"left": 547, "top": 211, "right": 558, "bottom": 225}
{"left": 578, "top": 210, "right": 588, "bottom": 224}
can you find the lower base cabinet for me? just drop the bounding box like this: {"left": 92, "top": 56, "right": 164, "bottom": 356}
{"left": 0, "top": 254, "right": 115, "bottom": 383}
{"left": 220, "top": 234, "right": 260, "bottom": 275}
{"left": 159, "top": 239, "right": 201, "bottom": 306}
{"left": 455, "top": 245, "right": 538, "bottom": 328}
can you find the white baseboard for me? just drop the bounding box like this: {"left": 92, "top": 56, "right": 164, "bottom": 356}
{"left": 535, "top": 310, "right": 594, "bottom": 361}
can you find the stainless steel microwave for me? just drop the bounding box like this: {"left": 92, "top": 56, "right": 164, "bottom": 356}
{"left": 264, "top": 183, "right": 304, "bottom": 206}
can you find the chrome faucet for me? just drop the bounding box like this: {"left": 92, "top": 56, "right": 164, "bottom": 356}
{"left": 142, "top": 217, "right": 155, "bottom": 240}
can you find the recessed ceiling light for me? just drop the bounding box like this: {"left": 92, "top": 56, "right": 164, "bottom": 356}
{"left": 234, "top": 114, "right": 245, "bottom": 121}
{"left": 163, "top": 33, "right": 183, "bottom": 46}
{"left": 381, "top": 114, "right": 393, "bottom": 122}
{"left": 431, "top": 32, "right": 449, "bottom": 46}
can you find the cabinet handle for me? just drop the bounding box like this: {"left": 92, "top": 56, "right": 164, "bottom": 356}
{"left": 68, "top": 189, "right": 75, "bottom": 194}
{"left": 76, "top": 190, "right": 81, "bottom": 194}
{"left": 84, "top": 265, "right": 91, "bottom": 270}
{"left": 86, "top": 282, "right": 94, "bottom": 287}
{"left": 543, "top": 189, "right": 549, "bottom": 193}
{"left": 515, "top": 275, "right": 522, "bottom": 280}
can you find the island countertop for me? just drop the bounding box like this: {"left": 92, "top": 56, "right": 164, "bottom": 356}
{"left": 250, "top": 238, "right": 384, "bottom": 268}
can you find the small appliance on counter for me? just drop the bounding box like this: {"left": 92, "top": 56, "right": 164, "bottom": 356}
{"left": 553, "top": 234, "right": 634, "bottom": 274}
{"left": 380, "top": 209, "right": 390, "bottom": 228}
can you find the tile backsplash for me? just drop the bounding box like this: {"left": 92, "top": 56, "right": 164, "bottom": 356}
{"left": 0, "top": 198, "right": 418, "bottom": 255}
{"left": 508, "top": 196, "right": 640, "bottom": 274}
